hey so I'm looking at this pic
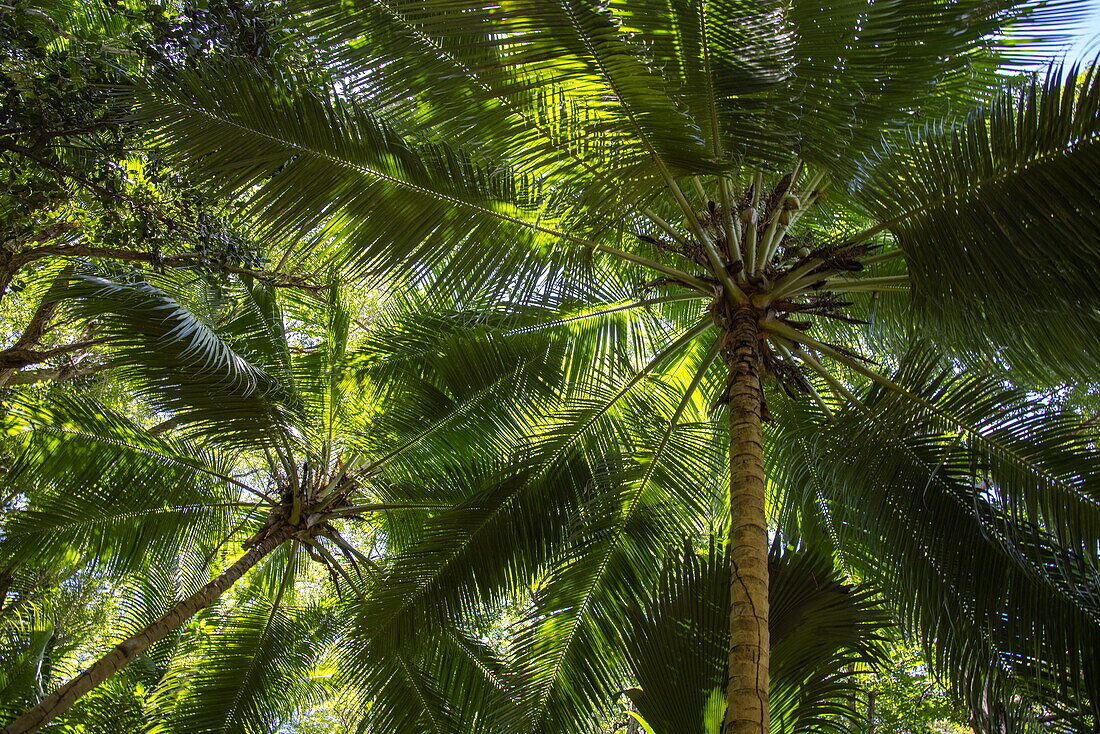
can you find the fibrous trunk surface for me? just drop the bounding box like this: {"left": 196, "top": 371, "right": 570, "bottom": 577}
{"left": 723, "top": 306, "right": 770, "bottom": 734}
{"left": 2, "top": 525, "right": 295, "bottom": 734}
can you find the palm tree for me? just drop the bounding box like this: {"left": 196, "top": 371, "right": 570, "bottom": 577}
{"left": 130, "top": 1, "right": 1100, "bottom": 731}
{"left": 622, "top": 544, "right": 889, "bottom": 734}
{"left": 334, "top": 540, "right": 895, "bottom": 734}
{"left": 0, "top": 267, "right": 562, "bottom": 732}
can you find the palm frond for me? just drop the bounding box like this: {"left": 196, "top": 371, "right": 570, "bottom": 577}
{"left": 161, "top": 600, "right": 339, "bottom": 733}
{"left": 853, "top": 63, "right": 1100, "bottom": 382}
{"left": 0, "top": 392, "right": 238, "bottom": 576}
{"left": 622, "top": 543, "right": 889, "bottom": 734}
{"left": 61, "top": 271, "right": 295, "bottom": 446}
{"left": 135, "top": 64, "right": 608, "bottom": 284}
{"left": 769, "top": 349, "right": 1100, "bottom": 727}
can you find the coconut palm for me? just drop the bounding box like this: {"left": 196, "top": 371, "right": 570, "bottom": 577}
{"left": 622, "top": 544, "right": 889, "bottom": 734}
{"left": 0, "top": 266, "right": 571, "bottom": 732}
{"left": 127, "top": 0, "right": 1100, "bottom": 731}
{"left": 330, "top": 537, "right": 896, "bottom": 734}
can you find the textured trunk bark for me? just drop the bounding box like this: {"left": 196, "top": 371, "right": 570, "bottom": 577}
{"left": 722, "top": 307, "right": 769, "bottom": 734}
{"left": 0, "top": 271, "right": 64, "bottom": 388}
{"left": 1, "top": 525, "right": 294, "bottom": 734}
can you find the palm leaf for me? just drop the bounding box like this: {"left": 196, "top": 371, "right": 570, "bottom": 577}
{"left": 852, "top": 64, "right": 1100, "bottom": 382}
{"left": 769, "top": 350, "right": 1100, "bottom": 727}
{"left": 622, "top": 543, "right": 889, "bottom": 734}
{"left": 60, "top": 271, "right": 294, "bottom": 446}
{"left": 0, "top": 392, "right": 238, "bottom": 576}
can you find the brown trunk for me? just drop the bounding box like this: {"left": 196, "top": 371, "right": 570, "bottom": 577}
{"left": 722, "top": 307, "right": 769, "bottom": 734}
{"left": 0, "top": 273, "right": 64, "bottom": 387}
{"left": 1, "top": 526, "right": 294, "bottom": 734}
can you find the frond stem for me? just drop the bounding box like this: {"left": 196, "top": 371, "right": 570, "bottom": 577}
{"left": 161, "top": 96, "right": 712, "bottom": 293}
{"left": 641, "top": 207, "right": 692, "bottom": 248}
{"left": 665, "top": 173, "right": 745, "bottom": 304}
{"left": 789, "top": 344, "right": 864, "bottom": 410}
{"left": 328, "top": 503, "right": 449, "bottom": 517}
{"left": 773, "top": 341, "right": 833, "bottom": 419}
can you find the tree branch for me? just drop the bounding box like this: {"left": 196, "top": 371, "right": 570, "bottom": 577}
{"left": 7, "top": 241, "right": 322, "bottom": 291}
{"left": 3, "top": 360, "right": 109, "bottom": 386}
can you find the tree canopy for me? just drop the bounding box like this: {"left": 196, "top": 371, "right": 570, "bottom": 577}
{"left": 2, "top": 1, "right": 1100, "bottom": 733}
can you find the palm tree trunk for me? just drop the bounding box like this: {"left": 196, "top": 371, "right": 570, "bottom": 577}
{"left": 723, "top": 306, "right": 769, "bottom": 734}
{"left": 1, "top": 525, "right": 295, "bottom": 734}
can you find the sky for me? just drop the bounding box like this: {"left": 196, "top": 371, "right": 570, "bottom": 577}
{"left": 1065, "top": 0, "right": 1100, "bottom": 62}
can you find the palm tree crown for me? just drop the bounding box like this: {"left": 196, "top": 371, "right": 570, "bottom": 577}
{"left": 3, "top": 0, "right": 1100, "bottom": 732}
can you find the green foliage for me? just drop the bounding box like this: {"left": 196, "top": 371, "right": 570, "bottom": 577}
{"left": 853, "top": 65, "right": 1100, "bottom": 382}
{"left": 862, "top": 647, "right": 973, "bottom": 734}
{"left": 3, "top": 1, "right": 1100, "bottom": 733}
{"left": 624, "top": 544, "right": 890, "bottom": 734}
{"left": 0, "top": 0, "right": 275, "bottom": 267}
